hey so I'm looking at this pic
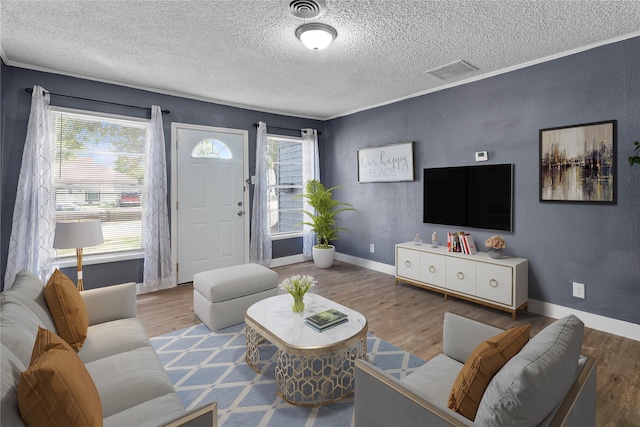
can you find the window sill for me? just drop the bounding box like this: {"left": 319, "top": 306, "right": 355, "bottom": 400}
{"left": 270, "top": 233, "right": 303, "bottom": 241}
{"left": 57, "top": 250, "right": 144, "bottom": 268}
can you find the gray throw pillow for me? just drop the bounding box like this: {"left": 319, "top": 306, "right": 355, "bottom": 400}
{"left": 474, "top": 314, "right": 584, "bottom": 427}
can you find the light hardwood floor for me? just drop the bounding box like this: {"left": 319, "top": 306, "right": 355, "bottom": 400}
{"left": 137, "top": 261, "right": 640, "bottom": 427}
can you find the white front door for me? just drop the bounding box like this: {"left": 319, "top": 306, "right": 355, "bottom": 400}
{"left": 172, "top": 123, "right": 249, "bottom": 284}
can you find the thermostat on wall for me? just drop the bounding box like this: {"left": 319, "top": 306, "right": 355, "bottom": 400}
{"left": 475, "top": 151, "right": 488, "bottom": 162}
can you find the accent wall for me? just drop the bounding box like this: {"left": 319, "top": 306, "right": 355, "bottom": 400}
{"left": 324, "top": 37, "right": 640, "bottom": 325}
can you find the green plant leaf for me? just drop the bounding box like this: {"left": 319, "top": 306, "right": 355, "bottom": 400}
{"left": 298, "top": 179, "right": 357, "bottom": 246}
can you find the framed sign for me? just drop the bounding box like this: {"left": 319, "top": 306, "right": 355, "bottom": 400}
{"left": 357, "top": 141, "right": 414, "bottom": 183}
{"left": 539, "top": 120, "right": 616, "bottom": 203}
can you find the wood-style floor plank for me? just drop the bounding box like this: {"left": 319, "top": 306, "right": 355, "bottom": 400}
{"left": 137, "top": 261, "right": 640, "bottom": 427}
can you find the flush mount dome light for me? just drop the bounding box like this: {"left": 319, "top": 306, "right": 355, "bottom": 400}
{"left": 295, "top": 23, "right": 337, "bottom": 51}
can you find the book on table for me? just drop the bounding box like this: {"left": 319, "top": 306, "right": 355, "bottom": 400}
{"left": 305, "top": 317, "right": 349, "bottom": 332}
{"left": 305, "top": 308, "right": 348, "bottom": 330}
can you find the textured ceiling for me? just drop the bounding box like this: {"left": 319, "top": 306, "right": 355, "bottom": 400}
{"left": 2, "top": 1, "right": 640, "bottom": 120}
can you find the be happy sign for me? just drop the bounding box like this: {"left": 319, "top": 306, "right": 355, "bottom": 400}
{"left": 357, "top": 142, "right": 414, "bottom": 183}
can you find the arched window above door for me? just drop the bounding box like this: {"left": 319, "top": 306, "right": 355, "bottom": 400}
{"left": 191, "top": 138, "right": 232, "bottom": 159}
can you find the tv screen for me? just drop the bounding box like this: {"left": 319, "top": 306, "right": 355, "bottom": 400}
{"left": 423, "top": 164, "right": 513, "bottom": 232}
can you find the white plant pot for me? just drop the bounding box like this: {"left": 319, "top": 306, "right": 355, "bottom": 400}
{"left": 312, "top": 245, "right": 335, "bottom": 269}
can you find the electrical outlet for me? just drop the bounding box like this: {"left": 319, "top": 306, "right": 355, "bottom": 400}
{"left": 572, "top": 282, "right": 585, "bottom": 299}
{"left": 369, "top": 243, "right": 375, "bottom": 253}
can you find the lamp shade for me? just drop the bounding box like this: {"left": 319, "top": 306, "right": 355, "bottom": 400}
{"left": 53, "top": 219, "right": 104, "bottom": 249}
{"left": 295, "top": 23, "right": 337, "bottom": 51}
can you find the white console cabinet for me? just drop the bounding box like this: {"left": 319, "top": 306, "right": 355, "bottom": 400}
{"left": 395, "top": 242, "right": 528, "bottom": 319}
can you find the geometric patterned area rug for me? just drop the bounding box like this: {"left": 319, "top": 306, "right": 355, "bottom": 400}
{"left": 150, "top": 323, "right": 426, "bottom": 427}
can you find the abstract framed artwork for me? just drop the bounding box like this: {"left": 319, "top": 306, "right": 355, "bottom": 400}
{"left": 539, "top": 120, "right": 616, "bottom": 203}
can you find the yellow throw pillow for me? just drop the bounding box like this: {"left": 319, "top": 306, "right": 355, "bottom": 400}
{"left": 448, "top": 323, "right": 530, "bottom": 421}
{"left": 44, "top": 269, "right": 89, "bottom": 352}
{"left": 18, "top": 327, "right": 103, "bottom": 427}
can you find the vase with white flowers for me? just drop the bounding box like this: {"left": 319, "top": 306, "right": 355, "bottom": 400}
{"left": 279, "top": 275, "right": 316, "bottom": 312}
{"left": 485, "top": 235, "right": 506, "bottom": 259}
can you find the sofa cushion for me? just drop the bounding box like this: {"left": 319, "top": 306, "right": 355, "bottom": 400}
{"left": 475, "top": 315, "right": 584, "bottom": 427}
{"left": 85, "top": 346, "right": 177, "bottom": 418}
{"left": 45, "top": 269, "right": 89, "bottom": 352}
{"left": 402, "top": 353, "right": 464, "bottom": 408}
{"left": 448, "top": 324, "right": 530, "bottom": 420}
{"left": 2, "top": 270, "right": 57, "bottom": 331}
{"left": 18, "top": 327, "right": 102, "bottom": 427}
{"left": 1, "top": 344, "right": 27, "bottom": 427}
{"left": 0, "top": 300, "right": 44, "bottom": 365}
{"left": 78, "top": 318, "right": 151, "bottom": 364}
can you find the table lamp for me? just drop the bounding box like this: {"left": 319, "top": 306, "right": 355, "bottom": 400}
{"left": 53, "top": 219, "right": 104, "bottom": 291}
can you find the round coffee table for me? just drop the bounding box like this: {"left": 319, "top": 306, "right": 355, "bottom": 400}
{"left": 244, "top": 293, "right": 368, "bottom": 406}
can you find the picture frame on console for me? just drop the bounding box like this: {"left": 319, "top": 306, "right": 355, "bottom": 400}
{"left": 539, "top": 120, "right": 616, "bottom": 204}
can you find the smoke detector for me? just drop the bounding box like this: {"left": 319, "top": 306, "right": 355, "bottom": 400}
{"left": 426, "top": 60, "right": 479, "bottom": 80}
{"left": 284, "top": 0, "right": 327, "bottom": 20}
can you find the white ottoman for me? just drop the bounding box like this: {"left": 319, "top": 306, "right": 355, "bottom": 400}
{"left": 193, "top": 263, "right": 278, "bottom": 331}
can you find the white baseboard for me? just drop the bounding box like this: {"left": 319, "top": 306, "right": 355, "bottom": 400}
{"left": 334, "top": 252, "right": 639, "bottom": 342}
{"left": 270, "top": 254, "right": 310, "bottom": 267}
{"left": 335, "top": 252, "right": 396, "bottom": 275}
{"left": 136, "top": 281, "right": 175, "bottom": 295}
{"left": 527, "top": 299, "right": 639, "bottom": 341}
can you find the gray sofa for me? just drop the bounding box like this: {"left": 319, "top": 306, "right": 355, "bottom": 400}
{"left": 355, "top": 312, "right": 597, "bottom": 427}
{"left": 1, "top": 270, "right": 216, "bottom": 427}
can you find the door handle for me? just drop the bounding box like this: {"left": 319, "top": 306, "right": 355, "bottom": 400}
{"left": 237, "top": 211, "right": 244, "bottom": 216}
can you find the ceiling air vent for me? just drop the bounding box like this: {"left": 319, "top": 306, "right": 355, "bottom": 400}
{"left": 426, "top": 60, "right": 478, "bottom": 80}
{"left": 284, "top": 0, "right": 327, "bottom": 19}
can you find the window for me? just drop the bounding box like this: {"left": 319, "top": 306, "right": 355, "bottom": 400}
{"left": 191, "top": 138, "right": 232, "bottom": 159}
{"left": 267, "top": 135, "right": 304, "bottom": 236}
{"left": 85, "top": 190, "right": 100, "bottom": 202}
{"left": 51, "top": 108, "right": 149, "bottom": 258}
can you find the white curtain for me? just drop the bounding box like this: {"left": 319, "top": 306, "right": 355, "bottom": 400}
{"left": 4, "top": 86, "right": 56, "bottom": 289}
{"left": 143, "top": 106, "right": 173, "bottom": 288}
{"left": 301, "top": 128, "right": 320, "bottom": 257}
{"left": 250, "top": 121, "right": 272, "bottom": 266}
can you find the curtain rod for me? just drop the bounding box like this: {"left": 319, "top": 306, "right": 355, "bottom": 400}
{"left": 25, "top": 88, "right": 170, "bottom": 115}
{"left": 252, "top": 123, "right": 321, "bottom": 135}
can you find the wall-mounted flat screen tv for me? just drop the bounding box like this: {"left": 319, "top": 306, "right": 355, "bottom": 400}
{"left": 423, "top": 164, "right": 513, "bottom": 232}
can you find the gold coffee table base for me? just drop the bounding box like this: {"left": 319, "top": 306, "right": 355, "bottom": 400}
{"left": 245, "top": 323, "right": 367, "bottom": 406}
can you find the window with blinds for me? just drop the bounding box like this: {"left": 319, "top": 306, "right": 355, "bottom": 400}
{"left": 267, "top": 135, "right": 304, "bottom": 236}
{"left": 51, "top": 108, "right": 149, "bottom": 258}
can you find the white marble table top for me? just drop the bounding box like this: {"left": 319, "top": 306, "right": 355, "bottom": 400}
{"left": 245, "top": 293, "right": 367, "bottom": 349}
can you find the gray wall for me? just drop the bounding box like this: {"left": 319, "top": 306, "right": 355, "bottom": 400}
{"left": 2, "top": 38, "right": 639, "bottom": 325}
{"left": 324, "top": 37, "right": 640, "bottom": 325}
{"left": 1, "top": 67, "right": 322, "bottom": 289}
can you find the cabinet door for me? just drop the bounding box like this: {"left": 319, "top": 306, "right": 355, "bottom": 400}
{"left": 477, "top": 262, "right": 513, "bottom": 306}
{"left": 419, "top": 252, "right": 446, "bottom": 288}
{"left": 396, "top": 248, "right": 420, "bottom": 281}
{"left": 446, "top": 257, "right": 476, "bottom": 295}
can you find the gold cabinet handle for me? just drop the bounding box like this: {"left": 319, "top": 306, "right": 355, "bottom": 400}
{"left": 405, "top": 261, "right": 411, "bottom": 268}
{"left": 429, "top": 266, "right": 436, "bottom": 273}
{"left": 457, "top": 272, "right": 464, "bottom": 280}
{"left": 489, "top": 279, "right": 498, "bottom": 288}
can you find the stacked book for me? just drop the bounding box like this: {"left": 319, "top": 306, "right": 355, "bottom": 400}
{"left": 305, "top": 309, "right": 348, "bottom": 332}
{"left": 447, "top": 232, "right": 477, "bottom": 255}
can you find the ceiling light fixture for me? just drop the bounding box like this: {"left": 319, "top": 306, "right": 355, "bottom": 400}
{"left": 295, "top": 23, "right": 337, "bottom": 51}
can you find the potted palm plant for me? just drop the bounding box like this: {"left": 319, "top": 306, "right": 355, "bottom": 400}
{"left": 300, "top": 179, "right": 356, "bottom": 268}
